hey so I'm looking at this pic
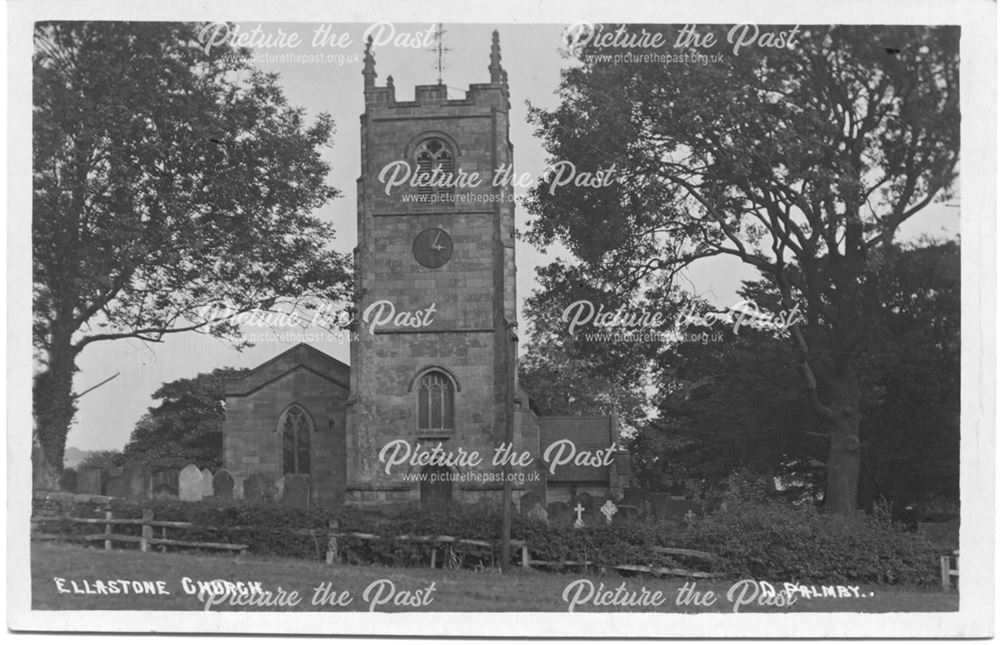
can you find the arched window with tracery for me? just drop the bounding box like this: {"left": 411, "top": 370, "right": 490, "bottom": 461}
{"left": 414, "top": 138, "right": 455, "bottom": 204}
{"left": 416, "top": 370, "right": 455, "bottom": 434}
{"left": 279, "top": 404, "right": 312, "bottom": 475}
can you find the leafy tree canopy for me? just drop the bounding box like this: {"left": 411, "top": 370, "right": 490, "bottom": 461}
{"left": 122, "top": 367, "right": 249, "bottom": 471}
{"left": 32, "top": 22, "right": 351, "bottom": 487}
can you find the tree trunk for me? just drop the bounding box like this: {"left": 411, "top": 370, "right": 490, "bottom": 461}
{"left": 823, "top": 365, "right": 862, "bottom": 515}
{"left": 33, "top": 337, "right": 79, "bottom": 491}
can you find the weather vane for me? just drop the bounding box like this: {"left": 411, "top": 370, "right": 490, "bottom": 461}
{"left": 428, "top": 23, "right": 451, "bottom": 84}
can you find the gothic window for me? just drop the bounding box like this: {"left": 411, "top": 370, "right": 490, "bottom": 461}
{"left": 416, "top": 370, "right": 455, "bottom": 433}
{"left": 414, "top": 138, "right": 455, "bottom": 204}
{"left": 279, "top": 404, "right": 312, "bottom": 475}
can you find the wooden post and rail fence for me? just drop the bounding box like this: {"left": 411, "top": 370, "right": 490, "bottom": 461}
{"left": 32, "top": 508, "right": 249, "bottom": 558}
{"left": 31, "top": 509, "right": 723, "bottom": 577}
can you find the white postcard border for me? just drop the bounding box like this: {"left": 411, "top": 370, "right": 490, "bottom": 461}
{"left": 6, "top": 0, "right": 996, "bottom": 637}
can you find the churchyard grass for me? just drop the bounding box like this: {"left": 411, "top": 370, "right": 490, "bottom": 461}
{"left": 31, "top": 543, "right": 957, "bottom": 613}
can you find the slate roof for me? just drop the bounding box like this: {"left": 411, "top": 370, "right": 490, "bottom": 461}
{"left": 224, "top": 343, "right": 350, "bottom": 396}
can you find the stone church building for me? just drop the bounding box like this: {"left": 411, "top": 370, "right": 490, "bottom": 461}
{"left": 222, "top": 33, "right": 631, "bottom": 508}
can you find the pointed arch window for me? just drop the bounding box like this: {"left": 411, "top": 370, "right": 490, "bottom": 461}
{"left": 416, "top": 370, "right": 455, "bottom": 434}
{"left": 279, "top": 404, "right": 312, "bottom": 475}
{"left": 414, "top": 138, "right": 455, "bottom": 204}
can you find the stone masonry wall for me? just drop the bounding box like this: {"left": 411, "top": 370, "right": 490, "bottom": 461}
{"left": 225, "top": 368, "right": 348, "bottom": 504}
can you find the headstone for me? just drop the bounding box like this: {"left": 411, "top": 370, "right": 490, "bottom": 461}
{"left": 547, "top": 501, "right": 573, "bottom": 528}
{"left": 153, "top": 483, "right": 178, "bottom": 501}
{"left": 622, "top": 488, "right": 651, "bottom": 515}
{"left": 201, "top": 469, "right": 214, "bottom": 499}
{"left": 105, "top": 474, "right": 129, "bottom": 499}
{"left": 280, "top": 474, "right": 311, "bottom": 509}
{"left": 573, "top": 503, "right": 586, "bottom": 528}
{"left": 123, "top": 464, "right": 152, "bottom": 501}
{"left": 519, "top": 492, "right": 542, "bottom": 517}
{"left": 59, "top": 468, "right": 78, "bottom": 493}
{"left": 274, "top": 476, "right": 285, "bottom": 501}
{"left": 152, "top": 469, "right": 180, "bottom": 492}
{"left": 178, "top": 464, "right": 204, "bottom": 502}
{"left": 213, "top": 469, "right": 235, "bottom": 500}
{"left": 76, "top": 467, "right": 105, "bottom": 495}
{"left": 616, "top": 504, "right": 639, "bottom": 519}
{"left": 650, "top": 494, "right": 703, "bottom": 519}
{"left": 243, "top": 473, "right": 276, "bottom": 503}
{"left": 600, "top": 500, "right": 618, "bottom": 525}
{"left": 526, "top": 502, "right": 549, "bottom": 524}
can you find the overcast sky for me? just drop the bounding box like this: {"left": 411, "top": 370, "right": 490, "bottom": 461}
{"left": 67, "top": 22, "right": 959, "bottom": 452}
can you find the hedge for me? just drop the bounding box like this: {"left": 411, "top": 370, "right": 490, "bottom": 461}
{"left": 32, "top": 496, "right": 942, "bottom": 585}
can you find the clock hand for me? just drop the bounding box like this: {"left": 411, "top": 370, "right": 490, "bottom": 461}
{"left": 431, "top": 231, "right": 444, "bottom": 251}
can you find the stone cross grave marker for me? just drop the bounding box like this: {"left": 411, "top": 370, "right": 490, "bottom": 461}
{"left": 573, "top": 503, "right": 586, "bottom": 529}
{"left": 600, "top": 500, "right": 618, "bottom": 525}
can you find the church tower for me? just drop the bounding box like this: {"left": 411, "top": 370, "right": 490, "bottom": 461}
{"left": 345, "top": 32, "right": 526, "bottom": 505}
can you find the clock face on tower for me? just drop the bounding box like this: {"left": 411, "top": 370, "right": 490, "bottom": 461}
{"left": 412, "top": 228, "right": 453, "bottom": 268}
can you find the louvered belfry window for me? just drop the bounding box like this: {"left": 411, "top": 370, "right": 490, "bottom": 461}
{"left": 414, "top": 138, "right": 454, "bottom": 204}
{"left": 417, "top": 371, "right": 455, "bottom": 433}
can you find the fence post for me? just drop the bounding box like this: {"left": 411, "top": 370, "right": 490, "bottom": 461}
{"left": 326, "top": 520, "right": 340, "bottom": 565}
{"left": 521, "top": 544, "right": 530, "bottom": 569}
{"left": 140, "top": 509, "right": 153, "bottom": 552}
{"left": 940, "top": 554, "right": 950, "bottom": 590}
{"left": 103, "top": 510, "right": 113, "bottom": 551}
{"left": 430, "top": 548, "right": 437, "bottom": 569}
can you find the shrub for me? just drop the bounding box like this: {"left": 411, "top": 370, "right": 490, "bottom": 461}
{"left": 32, "top": 494, "right": 942, "bottom": 584}
{"left": 676, "top": 500, "right": 941, "bottom": 585}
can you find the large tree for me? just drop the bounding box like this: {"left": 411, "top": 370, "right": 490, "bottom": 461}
{"left": 626, "top": 241, "right": 959, "bottom": 511}
{"left": 518, "top": 261, "right": 656, "bottom": 428}
{"left": 122, "top": 368, "right": 248, "bottom": 470}
{"left": 32, "top": 22, "right": 351, "bottom": 488}
{"left": 525, "top": 25, "right": 959, "bottom": 514}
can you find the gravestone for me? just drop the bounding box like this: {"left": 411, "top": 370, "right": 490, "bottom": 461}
{"left": 178, "top": 464, "right": 204, "bottom": 502}
{"left": 105, "top": 473, "right": 129, "bottom": 499}
{"left": 152, "top": 469, "right": 179, "bottom": 493}
{"left": 519, "top": 492, "right": 542, "bottom": 517}
{"left": 650, "top": 494, "right": 703, "bottom": 519}
{"left": 153, "top": 483, "right": 178, "bottom": 501}
{"left": 275, "top": 475, "right": 285, "bottom": 501}
{"left": 570, "top": 492, "right": 596, "bottom": 524}
{"left": 124, "top": 465, "right": 152, "bottom": 500}
{"left": 59, "top": 468, "right": 78, "bottom": 493}
{"left": 243, "top": 473, "right": 276, "bottom": 503}
{"left": 280, "top": 474, "right": 311, "bottom": 509}
{"left": 526, "top": 502, "right": 549, "bottom": 524}
{"left": 213, "top": 469, "right": 235, "bottom": 501}
{"left": 622, "top": 488, "right": 651, "bottom": 515}
{"left": 616, "top": 504, "right": 639, "bottom": 519}
{"left": 600, "top": 500, "right": 618, "bottom": 525}
{"left": 201, "top": 469, "right": 214, "bottom": 499}
{"left": 547, "top": 501, "right": 573, "bottom": 528}
{"left": 76, "top": 467, "right": 105, "bottom": 495}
